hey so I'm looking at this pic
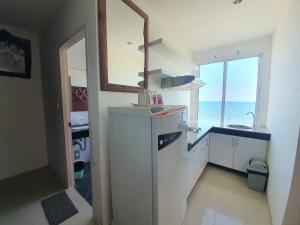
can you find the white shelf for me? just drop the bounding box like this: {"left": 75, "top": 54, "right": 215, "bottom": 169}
{"left": 138, "top": 69, "right": 177, "bottom": 78}
{"left": 139, "top": 39, "right": 197, "bottom": 72}
{"left": 161, "top": 76, "right": 205, "bottom": 90}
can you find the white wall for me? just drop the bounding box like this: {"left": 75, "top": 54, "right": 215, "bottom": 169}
{"left": 134, "top": 0, "right": 192, "bottom": 115}
{"left": 40, "top": 1, "right": 192, "bottom": 225}
{"left": 136, "top": 1, "right": 191, "bottom": 60}
{"left": 67, "top": 38, "right": 88, "bottom": 87}
{"left": 283, "top": 130, "right": 300, "bottom": 224}
{"left": 39, "top": 1, "right": 104, "bottom": 224}
{"left": 148, "top": 76, "right": 191, "bottom": 111}
{"left": 266, "top": 0, "right": 300, "bottom": 224}
{"left": 191, "top": 37, "right": 272, "bottom": 127}
{"left": 0, "top": 24, "right": 47, "bottom": 180}
{"left": 67, "top": 38, "right": 89, "bottom": 133}
{"left": 68, "top": 68, "right": 88, "bottom": 87}
{"left": 97, "top": 2, "right": 193, "bottom": 223}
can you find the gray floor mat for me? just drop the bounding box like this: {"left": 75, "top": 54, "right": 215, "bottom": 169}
{"left": 41, "top": 191, "right": 78, "bottom": 225}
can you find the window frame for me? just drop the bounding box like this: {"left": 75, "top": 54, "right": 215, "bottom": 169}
{"left": 197, "top": 54, "right": 263, "bottom": 128}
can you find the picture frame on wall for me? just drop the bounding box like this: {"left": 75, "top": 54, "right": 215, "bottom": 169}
{"left": 0, "top": 29, "right": 31, "bottom": 79}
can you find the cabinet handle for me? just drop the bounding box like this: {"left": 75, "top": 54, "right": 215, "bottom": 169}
{"left": 232, "top": 137, "right": 234, "bottom": 147}
{"left": 235, "top": 138, "right": 238, "bottom": 147}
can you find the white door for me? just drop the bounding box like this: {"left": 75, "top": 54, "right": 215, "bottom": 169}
{"left": 209, "top": 133, "right": 235, "bottom": 168}
{"left": 233, "top": 137, "right": 268, "bottom": 172}
{"left": 187, "top": 135, "right": 209, "bottom": 196}
{"left": 153, "top": 110, "right": 188, "bottom": 225}
{"left": 199, "top": 135, "right": 209, "bottom": 175}
{"left": 187, "top": 145, "right": 198, "bottom": 195}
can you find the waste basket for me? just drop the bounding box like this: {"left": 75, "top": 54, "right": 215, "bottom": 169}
{"left": 247, "top": 158, "right": 268, "bottom": 192}
{"left": 74, "top": 161, "right": 85, "bottom": 180}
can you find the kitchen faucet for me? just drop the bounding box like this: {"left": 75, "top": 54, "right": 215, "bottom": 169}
{"left": 247, "top": 112, "right": 255, "bottom": 128}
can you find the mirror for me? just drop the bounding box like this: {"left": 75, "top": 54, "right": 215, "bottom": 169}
{"left": 98, "top": 0, "right": 149, "bottom": 92}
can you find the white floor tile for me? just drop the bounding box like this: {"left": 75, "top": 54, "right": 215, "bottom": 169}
{"left": 184, "top": 165, "right": 271, "bottom": 225}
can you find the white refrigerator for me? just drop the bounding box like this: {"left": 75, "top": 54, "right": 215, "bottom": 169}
{"left": 108, "top": 106, "right": 188, "bottom": 225}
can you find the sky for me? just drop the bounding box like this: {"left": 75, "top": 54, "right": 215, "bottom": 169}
{"left": 199, "top": 57, "right": 259, "bottom": 102}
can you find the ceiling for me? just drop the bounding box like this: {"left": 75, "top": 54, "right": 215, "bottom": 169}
{"left": 142, "top": 0, "right": 286, "bottom": 53}
{"left": 0, "top": 0, "right": 61, "bottom": 32}
{"left": 0, "top": 0, "right": 286, "bottom": 54}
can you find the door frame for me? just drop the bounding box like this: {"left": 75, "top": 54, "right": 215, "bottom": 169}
{"left": 59, "top": 30, "right": 86, "bottom": 188}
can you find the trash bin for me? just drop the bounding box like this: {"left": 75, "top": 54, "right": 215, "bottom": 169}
{"left": 74, "top": 161, "right": 85, "bottom": 180}
{"left": 247, "top": 158, "right": 268, "bottom": 192}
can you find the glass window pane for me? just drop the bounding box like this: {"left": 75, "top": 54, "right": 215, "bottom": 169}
{"left": 224, "top": 57, "right": 259, "bottom": 127}
{"left": 198, "top": 62, "right": 224, "bottom": 126}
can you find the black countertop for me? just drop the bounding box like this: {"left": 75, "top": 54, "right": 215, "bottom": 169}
{"left": 188, "top": 123, "right": 271, "bottom": 151}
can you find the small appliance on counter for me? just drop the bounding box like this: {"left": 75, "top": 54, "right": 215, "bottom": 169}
{"left": 137, "top": 90, "right": 164, "bottom": 106}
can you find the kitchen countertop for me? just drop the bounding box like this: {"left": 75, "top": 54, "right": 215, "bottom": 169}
{"left": 188, "top": 121, "right": 271, "bottom": 151}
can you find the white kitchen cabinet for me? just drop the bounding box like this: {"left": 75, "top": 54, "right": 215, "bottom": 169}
{"left": 187, "top": 134, "right": 209, "bottom": 195}
{"left": 187, "top": 145, "right": 199, "bottom": 195}
{"left": 233, "top": 136, "right": 268, "bottom": 172}
{"left": 209, "top": 133, "right": 235, "bottom": 168}
{"left": 209, "top": 133, "right": 268, "bottom": 173}
{"left": 198, "top": 135, "right": 209, "bottom": 176}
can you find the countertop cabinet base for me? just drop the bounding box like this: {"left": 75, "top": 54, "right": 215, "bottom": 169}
{"left": 187, "top": 135, "right": 209, "bottom": 195}
{"left": 209, "top": 133, "right": 268, "bottom": 173}
{"left": 233, "top": 136, "right": 268, "bottom": 172}
{"left": 209, "top": 133, "right": 235, "bottom": 169}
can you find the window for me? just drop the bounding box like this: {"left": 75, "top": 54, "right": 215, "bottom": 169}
{"left": 198, "top": 62, "right": 224, "bottom": 126}
{"left": 198, "top": 57, "right": 259, "bottom": 127}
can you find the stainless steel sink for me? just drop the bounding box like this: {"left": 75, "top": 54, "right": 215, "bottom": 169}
{"left": 227, "top": 124, "right": 253, "bottom": 130}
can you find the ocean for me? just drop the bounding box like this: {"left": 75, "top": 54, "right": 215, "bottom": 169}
{"left": 198, "top": 101, "right": 256, "bottom": 127}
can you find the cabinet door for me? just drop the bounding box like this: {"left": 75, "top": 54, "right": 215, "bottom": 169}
{"left": 187, "top": 146, "right": 197, "bottom": 195}
{"left": 187, "top": 135, "right": 210, "bottom": 195}
{"left": 198, "top": 135, "right": 209, "bottom": 175}
{"left": 204, "top": 134, "right": 209, "bottom": 164}
{"left": 233, "top": 137, "right": 268, "bottom": 172}
{"left": 209, "top": 133, "right": 235, "bottom": 168}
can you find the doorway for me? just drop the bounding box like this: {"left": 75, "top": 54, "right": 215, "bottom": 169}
{"left": 59, "top": 31, "right": 93, "bottom": 206}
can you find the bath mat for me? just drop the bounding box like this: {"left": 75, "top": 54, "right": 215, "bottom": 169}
{"left": 41, "top": 191, "right": 78, "bottom": 225}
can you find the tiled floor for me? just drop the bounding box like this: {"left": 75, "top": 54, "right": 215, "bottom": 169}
{"left": 183, "top": 165, "right": 271, "bottom": 225}
{"left": 0, "top": 167, "right": 96, "bottom": 225}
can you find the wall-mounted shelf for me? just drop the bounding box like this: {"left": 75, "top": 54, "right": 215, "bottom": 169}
{"left": 138, "top": 69, "right": 176, "bottom": 78}
{"left": 139, "top": 38, "right": 197, "bottom": 72}
{"left": 161, "top": 76, "right": 205, "bottom": 90}
{"left": 138, "top": 38, "right": 203, "bottom": 91}
{"left": 137, "top": 81, "right": 144, "bottom": 87}
{"left": 138, "top": 75, "right": 205, "bottom": 90}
